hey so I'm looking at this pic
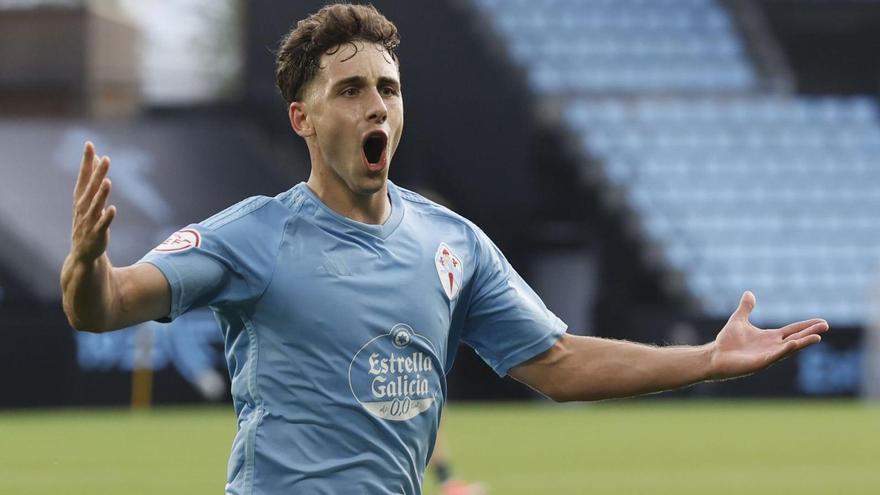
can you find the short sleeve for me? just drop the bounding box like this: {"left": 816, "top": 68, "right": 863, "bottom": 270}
{"left": 461, "top": 228, "right": 567, "bottom": 377}
{"left": 137, "top": 197, "right": 285, "bottom": 321}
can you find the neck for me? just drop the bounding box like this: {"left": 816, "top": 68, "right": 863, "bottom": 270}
{"left": 306, "top": 170, "right": 391, "bottom": 225}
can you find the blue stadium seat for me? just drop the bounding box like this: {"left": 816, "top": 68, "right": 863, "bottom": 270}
{"left": 472, "top": 0, "right": 880, "bottom": 325}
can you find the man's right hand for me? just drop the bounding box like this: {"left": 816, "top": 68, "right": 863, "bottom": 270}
{"left": 61, "top": 142, "right": 170, "bottom": 332}
{"left": 70, "top": 142, "right": 116, "bottom": 263}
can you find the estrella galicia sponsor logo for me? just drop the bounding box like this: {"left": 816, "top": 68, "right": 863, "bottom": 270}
{"left": 348, "top": 324, "right": 443, "bottom": 421}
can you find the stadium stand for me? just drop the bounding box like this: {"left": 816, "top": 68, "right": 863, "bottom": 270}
{"left": 471, "top": 0, "right": 880, "bottom": 326}
{"left": 476, "top": 0, "right": 757, "bottom": 93}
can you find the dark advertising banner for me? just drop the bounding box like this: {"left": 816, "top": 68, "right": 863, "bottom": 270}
{"left": 0, "top": 116, "right": 301, "bottom": 407}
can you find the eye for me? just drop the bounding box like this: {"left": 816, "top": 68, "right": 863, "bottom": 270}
{"left": 341, "top": 87, "right": 360, "bottom": 97}
{"left": 381, "top": 85, "right": 399, "bottom": 97}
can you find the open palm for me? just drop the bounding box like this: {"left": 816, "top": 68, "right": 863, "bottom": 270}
{"left": 709, "top": 291, "right": 829, "bottom": 380}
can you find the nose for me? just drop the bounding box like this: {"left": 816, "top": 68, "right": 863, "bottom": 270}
{"left": 365, "top": 88, "right": 387, "bottom": 124}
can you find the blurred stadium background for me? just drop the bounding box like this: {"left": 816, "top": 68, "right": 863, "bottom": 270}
{"left": 1, "top": 0, "right": 879, "bottom": 493}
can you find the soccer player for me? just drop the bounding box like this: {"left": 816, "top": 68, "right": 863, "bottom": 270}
{"left": 60, "top": 4, "right": 829, "bottom": 494}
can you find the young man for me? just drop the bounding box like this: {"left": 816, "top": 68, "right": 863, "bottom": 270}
{"left": 61, "top": 4, "right": 828, "bottom": 494}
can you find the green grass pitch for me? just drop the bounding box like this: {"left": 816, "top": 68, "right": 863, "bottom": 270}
{"left": 1, "top": 401, "right": 877, "bottom": 494}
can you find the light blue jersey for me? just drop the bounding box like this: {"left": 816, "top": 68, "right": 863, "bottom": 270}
{"left": 139, "top": 181, "right": 566, "bottom": 494}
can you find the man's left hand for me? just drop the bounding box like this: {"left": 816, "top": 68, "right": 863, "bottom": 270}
{"left": 709, "top": 291, "right": 829, "bottom": 380}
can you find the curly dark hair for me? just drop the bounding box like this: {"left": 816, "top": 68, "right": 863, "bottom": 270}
{"left": 275, "top": 3, "right": 400, "bottom": 103}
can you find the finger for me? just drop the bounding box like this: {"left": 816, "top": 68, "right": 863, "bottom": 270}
{"left": 77, "top": 155, "right": 108, "bottom": 212}
{"left": 731, "top": 291, "right": 756, "bottom": 321}
{"left": 80, "top": 156, "right": 111, "bottom": 210}
{"left": 771, "top": 334, "right": 822, "bottom": 363}
{"left": 95, "top": 204, "right": 117, "bottom": 232}
{"left": 74, "top": 142, "right": 96, "bottom": 200}
{"left": 779, "top": 318, "right": 826, "bottom": 338}
{"left": 783, "top": 321, "right": 829, "bottom": 342}
{"left": 86, "top": 178, "right": 111, "bottom": 222}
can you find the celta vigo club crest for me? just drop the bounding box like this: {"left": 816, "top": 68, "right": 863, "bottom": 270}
{"left": 435, "top": 242, "right": 463, "bottom": 300}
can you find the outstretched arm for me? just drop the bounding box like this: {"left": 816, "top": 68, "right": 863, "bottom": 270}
{"left": 60, "top": 142, "right": 170, "bottom": 333}
{"left": 509, "top": 291, "right": 828, "bottom": 402}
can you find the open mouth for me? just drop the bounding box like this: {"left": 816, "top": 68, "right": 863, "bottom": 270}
{"left": 362, "top": 132, "right": 388, "bottom": 168}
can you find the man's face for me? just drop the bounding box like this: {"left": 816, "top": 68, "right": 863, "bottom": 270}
{"left": 299, "top": 41, "right": 403, "bottom": 197}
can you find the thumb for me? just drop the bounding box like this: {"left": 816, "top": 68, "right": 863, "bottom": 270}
{"left": 731, "top": 291, "right": 756, "bottom": 321}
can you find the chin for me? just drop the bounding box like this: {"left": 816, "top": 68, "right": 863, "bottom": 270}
{"left": 348, "top": 174, "right": 388, "bottom": 197}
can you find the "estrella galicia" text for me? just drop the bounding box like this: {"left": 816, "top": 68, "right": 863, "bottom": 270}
{"left": 368, "top": 352, "right": 433, "bottom": 399}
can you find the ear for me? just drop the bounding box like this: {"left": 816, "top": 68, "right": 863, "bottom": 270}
{"left": 289, "top": 102, "right": 314, "bottom": 137}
